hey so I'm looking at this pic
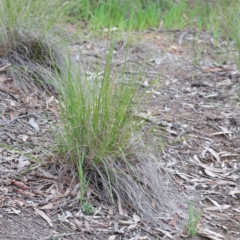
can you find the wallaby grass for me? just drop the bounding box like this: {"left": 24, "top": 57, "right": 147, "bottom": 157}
{"left": 53, "top": 47, "right": 172, "bottom": 219}
{"left": 0, "top": 0, "right": 68, "bottom": 94}
{"left": 186, "top": 203, "right": 201, "bottom": 237}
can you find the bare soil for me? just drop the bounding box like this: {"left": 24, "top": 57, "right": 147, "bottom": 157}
{"left": 0, "top": 29, "right": 239, "bottom": 240}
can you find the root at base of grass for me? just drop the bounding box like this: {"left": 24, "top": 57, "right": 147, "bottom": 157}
{"left": 85, "top": 139, "right": 175, "bottom": 223}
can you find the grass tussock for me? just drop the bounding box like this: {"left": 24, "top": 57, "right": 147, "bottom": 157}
{"left": 186, "top": 203, "right": 201, "bottom": 237}
{"left": 0, "top": 0, "right": 67, "bottom": 94}
{"left": 55, "top": 50, "right": 172, "bottom": 220}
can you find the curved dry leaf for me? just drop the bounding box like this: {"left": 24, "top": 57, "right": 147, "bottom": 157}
{"left": 176, "top": 172, "right": 191, "bottom": 181}
{"left": 210, "top": 126, "right": 232, "bottom": 136}
{"left": 204, "top": 147, "right": 220, "bottom": 162}
{"left": 28, "top": 117, "right": 40, "bottom": 132}
{"left": 108, "top": 236, "right": 117, "bottom": 240}
{"left": 232, "top": 208, "right": 240, "bottom": 213}
{"left": 166, "top": 126, "right": 178, "bottom": 135}
{"left": 117, "top": 196, "right": 123, "bottom": 216}
{"left": 229, "top": 190, "right": 240, "bottom": 199}
{"left": 204, "top": 169, "right": 219, "bottom": 178}
{"left": 198, "top": 162, "right": 224, "bottom": 173}
{"left": 203, "top": 67, "right": 224, "bottom": 73}
{"left": 11, "top": 180, "right": 30, "bottom": 190}
{"left": 133, "top": 213, "right": 141, "bottom": 223}
{"left": 198, "top": 228, "right": 224, "bottom": 240}
{"left": 170, "top": 217, "right": 176, "bottom": 227}
{"left": 205, "top": 205, "right": 231, "bottom": 212}
{"left": 207, "top": 197, "right": 220, "bottom": 207}
{"left": 216, "top": 180, "right": 236, "bottom": 186}
{"left": 155, "top": 228, "right": 173, "bottom": 239}
{"left": 34, "top": 208, "right": 53, "bottom": 227}
{"left": 127, "top": 224, "right": 138, "bottom": 230}
{"left": 118, "top": 220, "right": 135, "bottom": 225}
{"left": 210, "top": 131, "right": 232, "bottom": 136}
{"left": 39, "top": 203, "right": 55, "bottom": 210}
{"left": 11, "top": 208, "right": 21, "bottom": 215}
{"left": 17, "top": 156, "right": 30, "bottom": 170}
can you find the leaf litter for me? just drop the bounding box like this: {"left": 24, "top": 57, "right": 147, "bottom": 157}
{"left": 0, "top": 30, "right": 240, "bottom": 239}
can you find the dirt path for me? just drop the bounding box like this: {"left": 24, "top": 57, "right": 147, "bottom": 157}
{"left": 0, "top": 30, "right": 239, "bottom": 240}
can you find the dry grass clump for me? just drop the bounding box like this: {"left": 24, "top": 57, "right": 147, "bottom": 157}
{"left": 0, "top": 0, "right": 67, "bottom": 94}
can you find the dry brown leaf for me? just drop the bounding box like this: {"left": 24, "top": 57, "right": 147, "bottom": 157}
{"left": 203, "top": 67, "right": 224, "bottom": 73}
{"left": 198, "top": 162, "right": 224, "bottom": 173}
{"left": 39, "top": 203, "right": 55, "bottom": 210}
{"left": 11, "top": 180, "right": 30, "bottom": 190}
{"left": 169, "top": 45, "right": 178, "bottom": 52}
{"left": 219, "top": 152, "right": 239, "bottom": 157}
{"left": 108, "top": 235, "right": 117, "bottom": 240}
{"left": 176, "top": 172, "right": 191, "bottom": 181}
{"left": 0, "top": 75, "right": 8, "bottom": 83}
{"left": 46, "top": 96, "right": 55, "bottom": 104}
{"left": 210, "top": 131, "right": 233, "bottom": 136}
{"left": 114, "top": 222, "right": 125, "bottom": 234}
{"left": 232, "top": 208, "right": 240, "bottom": 213}
{"left": 74, "top": 219, "right": 83, "bottom": 230}
{"left": 155, "top": 228, "right": 173, "bottom": 239}
{"left": 17, "top": 156, "right": 31, "bottom": 170}
{"left": 12, "top": 199, "right": 25, "bottom": 207}
{"left": 170, "top": 217, "right": 176, "bottom": 227}
{"left": 118, "top": 220, "right": 135, "bottom": 225}
{"left": 127, "top": 224, "right": 138, "bottom": 230}
{"left": 229, "top": 190, "right": 240, "bottom": 199}
{"left": 204, "top": 205, "right": 231, "bottom": 212}
{"left": 107, "top": 208, "right": 113, "bottom": 219}
{"left": 215, "top": 180, "right": 236, "bottom": 186}
{"left": 204, "top": 147, "right": 220, "bottom": 162}
{"left": 204, "top": 169, "right": 219, "bottom": 178}
{"left": 34, "top": 208, "right": 53, "bottom": 227}
{"left": 28, "top": 117, "right": 40, "bottom": 132}
{"left": 219, "top": 126, "right": 231, "bottom": 133}
{"left": 117, "top": 196, "right": 124, "bottom": 216}
{"left": 133, "top": 213, "right": 141, "bottom": 223}
{"left": 207, "top": 197, "right": 220, "bottom": 208}
{"left": 0, "top": 63, "right": 11, "bottom": 71}
{"left": 84, "top": 219, "right": 91, "bottom": 232}
{"left": 166, "top": 126, "right": 178, "bottom": 135}
{"left": 11, "top": 208, "right": 21, "bottom": 215}
{"left": 17, "top": 189, "right": 35, "bottom": 197}
{"left": 198, "top": 228, "right": 224, "bottom": 240}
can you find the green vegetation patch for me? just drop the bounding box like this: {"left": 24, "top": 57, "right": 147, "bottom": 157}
{"left": 0, "top": 0, "right": 68, "bottom": 93}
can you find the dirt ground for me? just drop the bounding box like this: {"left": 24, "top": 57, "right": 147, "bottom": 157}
{"left": 0, "top": 29, "right": 240, "bottom": 240}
